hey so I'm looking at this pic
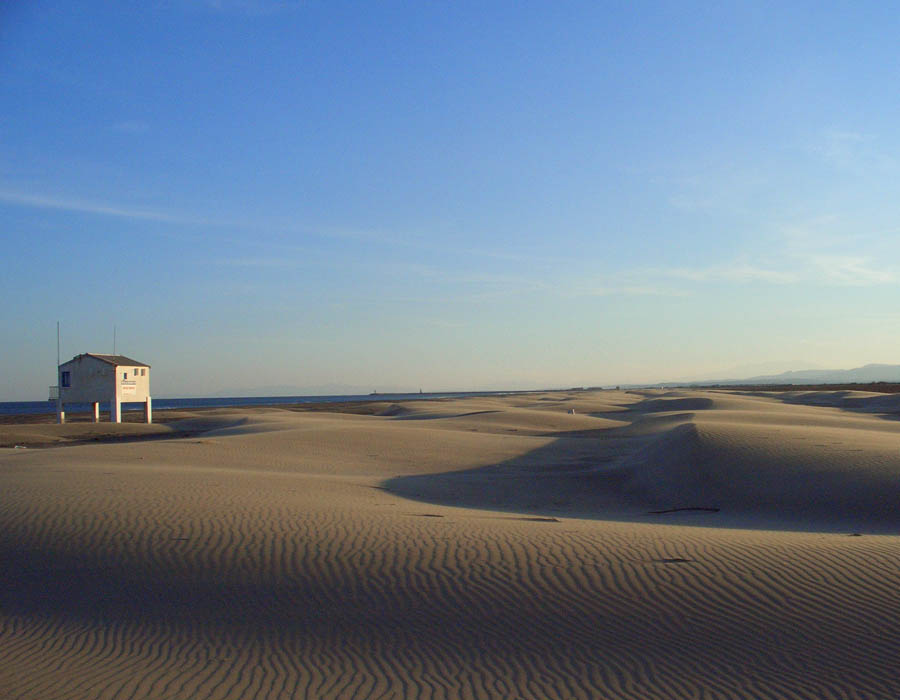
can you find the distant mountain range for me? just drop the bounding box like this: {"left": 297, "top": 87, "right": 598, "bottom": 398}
{"left": 660, "top": 363, "right": 900, "bottom": 388}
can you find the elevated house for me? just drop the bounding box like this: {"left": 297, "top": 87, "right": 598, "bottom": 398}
{"left": 54, "top": 353, "right": 151, "bottom": 424}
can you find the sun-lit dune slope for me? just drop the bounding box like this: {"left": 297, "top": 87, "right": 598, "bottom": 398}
{"left": 376, "top": 398, "right": 628, "bottom": 434}
{"left": 616, "top": 391, "right": 900, "bottom": 529}
{"left": 768, "top": 389, "right": 900, "bottom": 412}
{"left": 386, "top": 389, "right": 900, "bottom": 531}
{"left": 3, "top": 390, "right": 900, "bottom": 699}
{"left": 617, "top": 419, "right": 900, "bottom": 528}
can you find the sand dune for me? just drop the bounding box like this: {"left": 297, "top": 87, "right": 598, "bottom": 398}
{"left": 3, "top": 389, "right": 900, "bottom": 698}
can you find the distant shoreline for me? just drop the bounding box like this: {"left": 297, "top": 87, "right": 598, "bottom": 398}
{"left": 0, "top": 388, "right": 550, "bottom": 425}
{"left": 6, "top": 381, "right": 900, "bottom": 424}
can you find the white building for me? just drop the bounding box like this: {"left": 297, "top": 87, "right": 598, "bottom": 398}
{"left": 55, "top": 353, "right": 152, "bottom": 424}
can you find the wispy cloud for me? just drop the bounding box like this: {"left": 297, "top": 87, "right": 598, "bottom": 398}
{"left": 777, "top": 218, "right": 899, "bottom": 285}
{"left": 0, "top": 186, "right": 549, "bottom": 273}
{"left": 810, "top": 255, "right": 897, "bottom": 286}
{"left": 0, "top": 187, "right": 394, "bottom": 252}
{"left": 7, "top": 184, "right": 896, "bottom": 296}
{"left": 0, "top": 184, "right": 599, "bottom": 274}
{"left": 574, "top": 282, "right": 691, "bottom": 298}
{"left": 669, "top": 257, "right": 896, "bottom": 287}
{"left": 0, "top": 189, "right": 208, "bottom": 225}
{"left": 647, "top": 217, "right": 899, "bottom": 289}
{"left": 663, "top": 262, "right": 797, "bottom": 284}
{"left": 807, "top": 128, "right": 897, "bottom": 173}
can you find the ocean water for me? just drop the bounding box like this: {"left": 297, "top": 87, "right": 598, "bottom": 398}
{"left": 0, "top": 391, "right": 517, "bottom": 417}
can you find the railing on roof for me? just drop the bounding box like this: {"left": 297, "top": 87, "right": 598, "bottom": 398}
{"left": 49, "top": 385, "right": 59, "bottom": 401}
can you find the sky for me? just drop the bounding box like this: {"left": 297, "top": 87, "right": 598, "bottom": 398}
{"left": 2, "top": 0, "right": 900, "bottom": 400}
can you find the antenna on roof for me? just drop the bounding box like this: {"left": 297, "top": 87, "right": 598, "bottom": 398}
{"left": 113, "top": 324, "right": 117, "bottom": 355}
{"left": 55, "top": 321, "right": 63, "bottom": 423}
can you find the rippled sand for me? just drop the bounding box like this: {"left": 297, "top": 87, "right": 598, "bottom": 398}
{"left": 3, "top": 389, "right": 900, "bottom": 699}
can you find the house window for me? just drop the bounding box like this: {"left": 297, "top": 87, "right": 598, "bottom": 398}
{"left": 123, "top": 372, "right": 128, "bottom": 380}
{"left": 141, "top": 368, "right": 146, "bottom": 376}
{"left": 61, "top": 371, "right": 70, "bottom": 387}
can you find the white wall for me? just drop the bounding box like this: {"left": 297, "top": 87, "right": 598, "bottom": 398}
{"left": 59, "top": 355, "right": 150, "bottom": 403}
{"left": 116, "top": 364, "right": 151, "bottom": 403}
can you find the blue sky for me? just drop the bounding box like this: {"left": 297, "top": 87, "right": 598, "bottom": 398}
{"left": 2, "top": 1, "right": 900, "bottom": 400}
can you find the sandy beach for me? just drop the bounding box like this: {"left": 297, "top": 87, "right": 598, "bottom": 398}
{"left": 3, "top": 388, "right": 900, "bottom": 699}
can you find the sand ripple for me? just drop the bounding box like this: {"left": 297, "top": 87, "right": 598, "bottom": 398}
{"left": 3, "top": 390, "right": 900, "bottom": 698}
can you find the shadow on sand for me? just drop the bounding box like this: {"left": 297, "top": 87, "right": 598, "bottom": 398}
{"left": 383, "top": 392, "right": 900, "bottom": 534}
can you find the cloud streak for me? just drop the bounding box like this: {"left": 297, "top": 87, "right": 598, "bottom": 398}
{"left": 806, "top": 128, "right": 898, "bottom": 174}
{"left": 650, "top": 219, "right": 899, "bottom": 288}
{"left": 0, "top": 189, "right": 209, "bottom": 226}
{"left": 659, "top": 257, "right": 896, "bottom": 287}
{"left": 664, "top": 263, "right": 797, "bottom": 284}
{"left": 0, "top": 186, "right": 575, "bottom": 269}
{"left": 810, "top": 255, "right": 897, "bottom": 286}
{"left": 5, "top": 187, "right": 896, "bottom": 293}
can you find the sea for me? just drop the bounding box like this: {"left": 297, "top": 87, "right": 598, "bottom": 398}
{"left": 0, "top": 391, "right": 521, "bottom": 417}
